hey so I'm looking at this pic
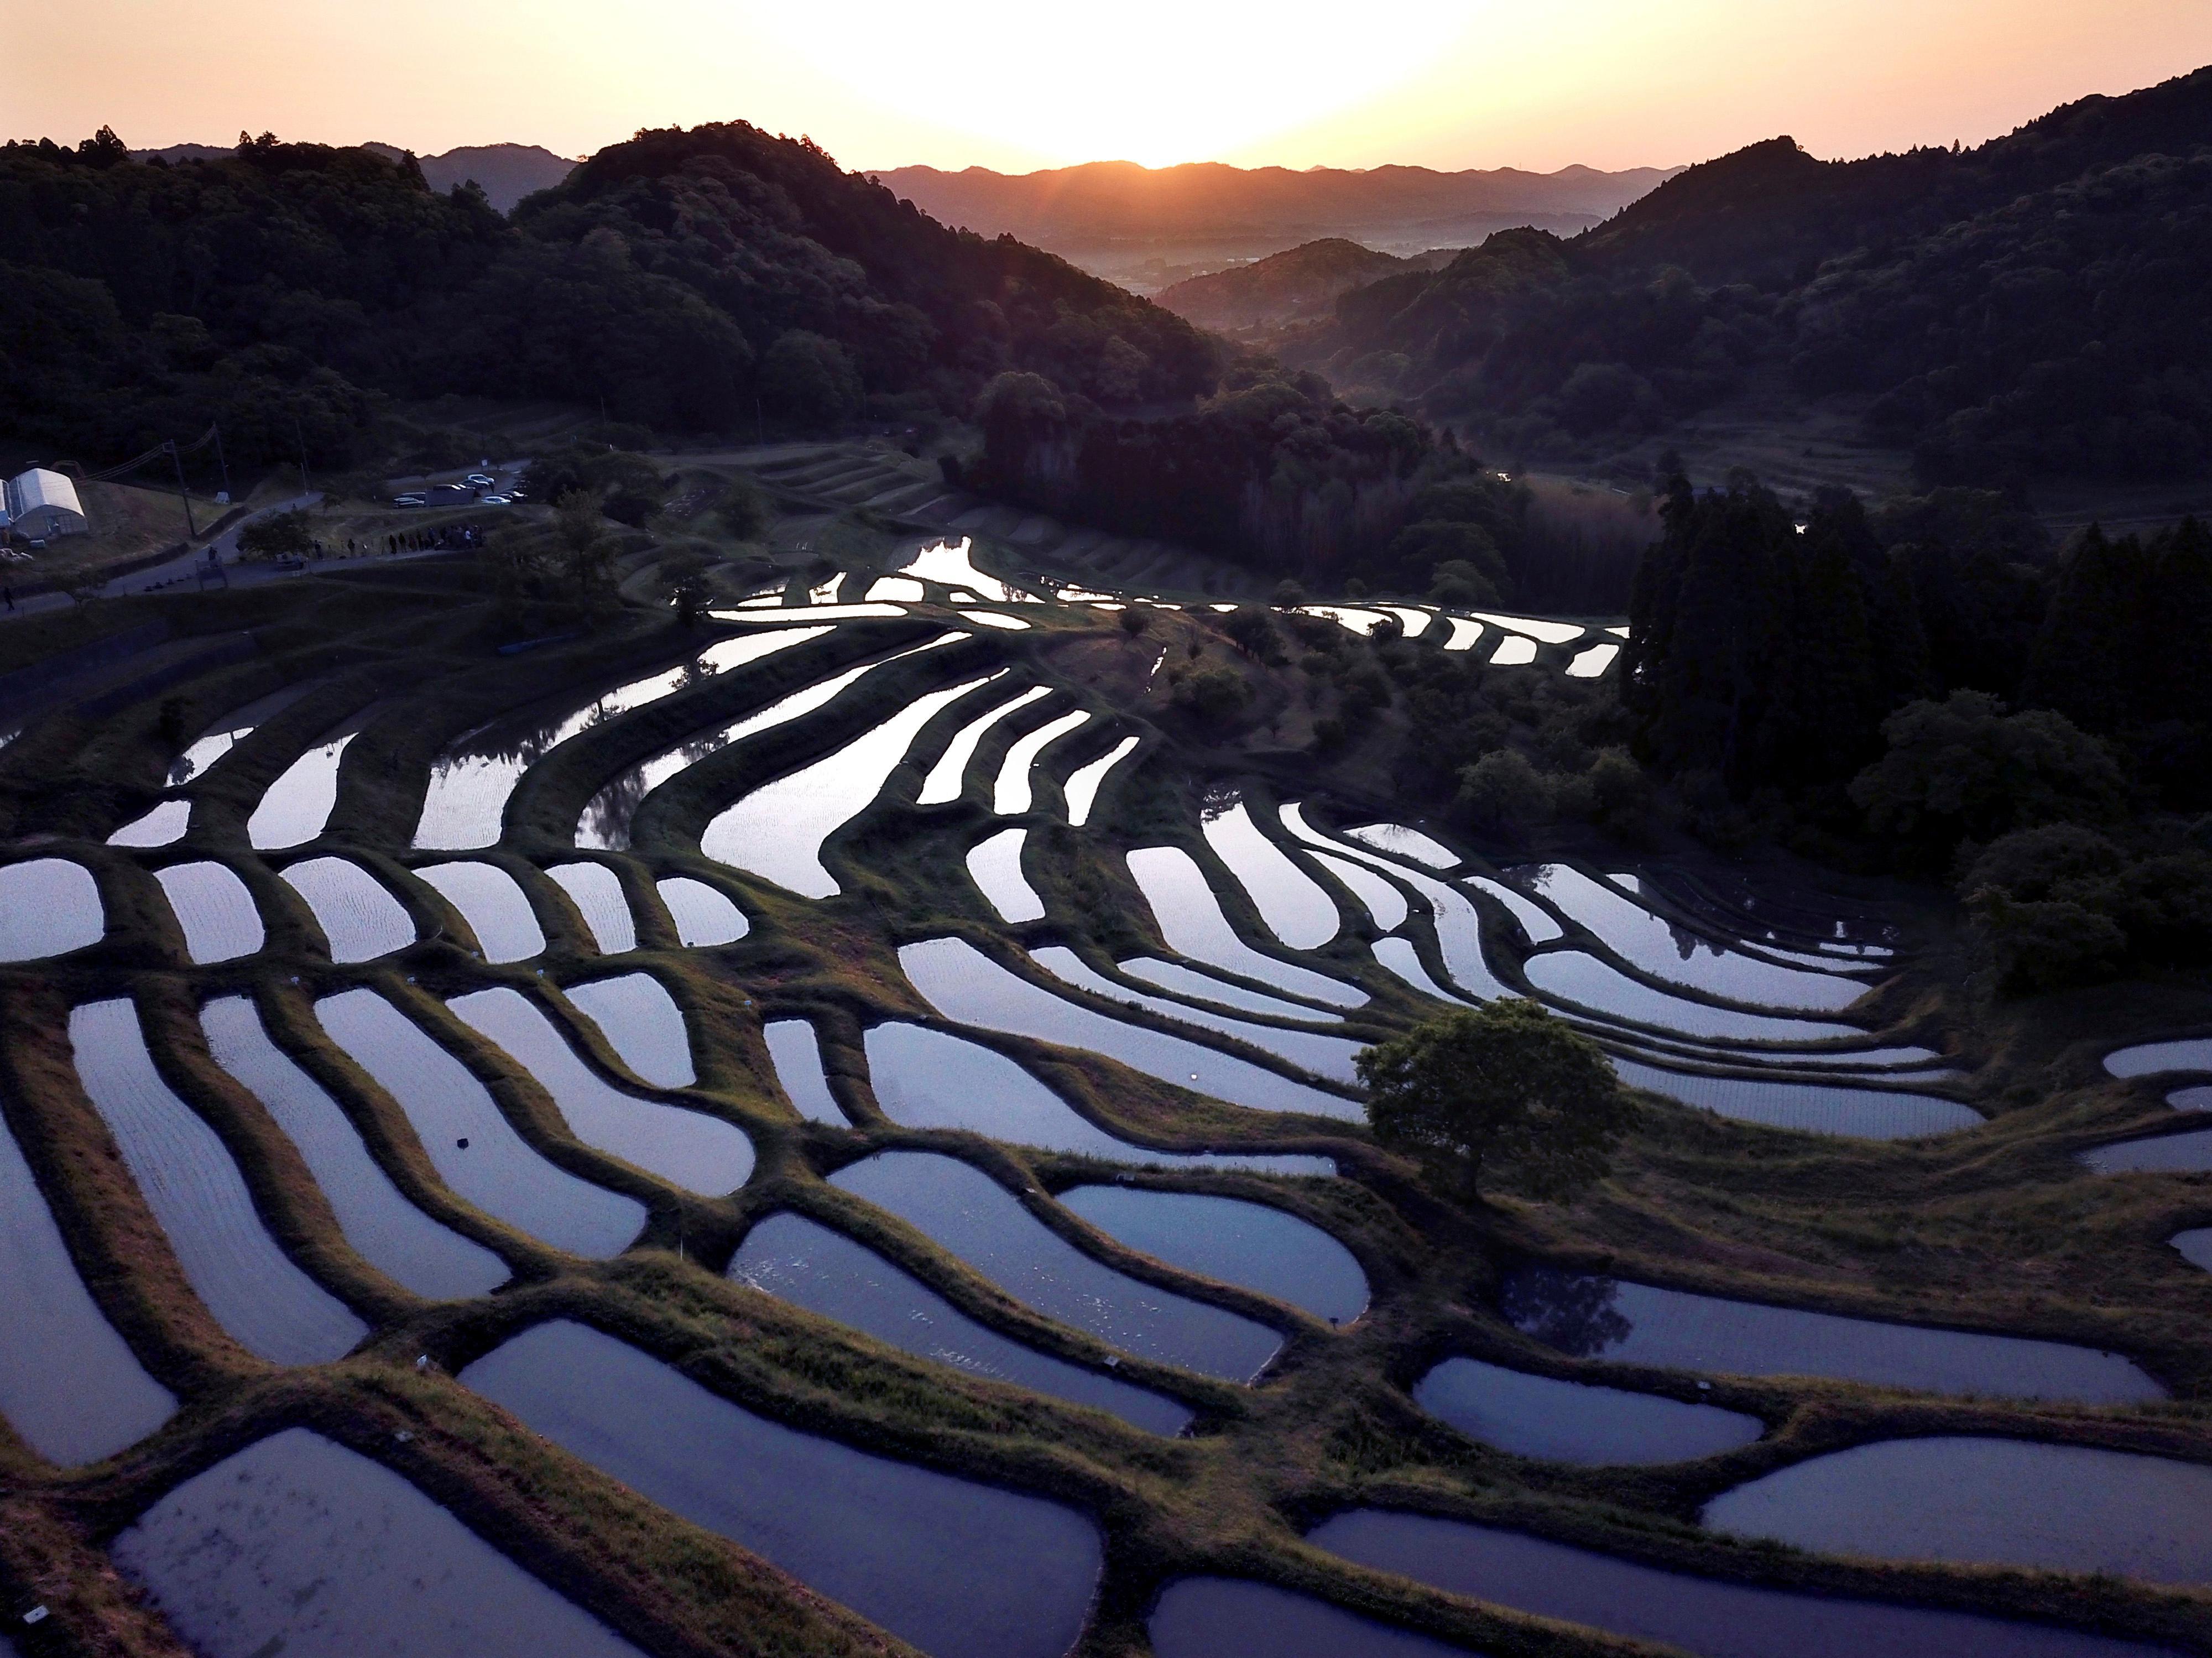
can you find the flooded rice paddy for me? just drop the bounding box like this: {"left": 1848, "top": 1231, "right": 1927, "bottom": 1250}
{"left": 1201, "top": 799, "right": 1341, "bottom": 950}
{"left": 916, "top": 682, "right": 1051, "bottom": 804}
{"left": 107, "top": 797, "right": 191, "bottom": 847}
{"left": 164, "top": 680, "right": 320, "bottom": 786}
{"left": 1522, "top": 950, "right": 1864, "bottom": 1043}
{"left": 653, "top": 874, "right": 747, "bottom": 945}
{"left": 1704, "top": 1436, "right": 2212, "bottom": 1582}
{"left": 763, "top": 1018, "right": 844, "bottom": 1123}
{"left": 546, "top": 861, "right": 637, "bottom": 952}
{"left": 561, "top": 972, "right": 695, "bottom": 1088}
{"left": 414, "top": 860, "right": 545, "bottom": 962}
{"left": 1150, "top": 1578, "right": 1465, "bottom": 1658}
{"left": 967, "top": 825, "right": 1045, "bottom": 922}
{"left": 112, "top": 1427, "right": 648, "bottom": 1658}
{"left": 1411, "top": 1355, "right": 1762, "bottom": 1464}
{"left": 992, "top": 707, "right": 1093, "bottom": 813}
{"left": 0, "top": 856, "right": 104, "bottom": 961}
{"left": 315, "top": 989, "right": 646, "bottom": 1257}
{"left": 1118, "top": 956, "right": 1342, "bottom": 1021}
{"left": 152, "top": 860, "right": 264, "bottom": 963}
{"left": 246, "top": 706, "right": 379, "bottom": 850}
{"left": 279, "top": 857, "right": 416, "bottom": 962}
{"left": 1061, "top": 733, "right": 1139, "bottom": 826}
{"left": 2083, "top": 1129, "right": 2212, "bottom": 1174}
{"left": 831, "top": 1150, "right": 1285, "bottom": 1380}
{"left": 1056, "top": 1185, "right": 1368, "bottom": 1323}
{"left": 201, "top": 995, "right": 509, "bottom": 1300}
{"left": 461, "top": 1318, "right": 1103, "bottom": 1658}
{"left": 1503, "top": 1266, "right": 2162, "bottom": 1402}
{"left": 1125, "top": 846, "right": 1367, "bottom": 1007}
{"left": 70, "top": 999, "right": 367, "bottom": 1364}
{"left": 1610, "top": 1056, "right": 1980, "bottom": 1139}
{"left": 731, "top": 1211, "right": 1192, "bottom": 1433}
{"left": 2107, "top": 1039, "right": 2212, "bottom": 1077}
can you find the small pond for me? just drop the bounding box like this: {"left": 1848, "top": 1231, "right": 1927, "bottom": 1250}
{"left": 765, "top": 1018, "right": 845, "bottom": 1123}
{"left": 1611, "top": 1057, "right": 1980, "bottom": 1140}
{"left": 316, "top": 989, "right": 645, "bottom": 1259}
{"left": 562, "top": 972, "right": 695, "bottom": 1088}
{"left": 202, "top": 995, "right": 508, "bottom": 1301}
{"left": 108, "top": 798, "right": 191, "bottom": 847}
{"left": 1502, "top": 1266, "right": 2162, "bottom": 1402}
{"left": 1200, "top": 799, "right": 1341, "bottom": 951}
{"left": 0, "top": 857, "right": 104, "bottom": 962}
{"left": 900, "top": 937, "right": 1362, "bottom": 1120}
{"left": 0, "top": 1093, "right": 175, "bottom": 1464}
{"left": 1412, "top": 1355, "right": 1761, "bottom": 1465}
{"left": 1034, "top": 948, "right": 1364, "bottom": 1084}
{"left": 1523, "top": 950, "right": 1864, "bottom": 1044}
{"left": 968, "top": 825, "right": 1044, "bottom": 922}
{"left": 413, "top": 630, "right": 823, "bottom": 849}
{"left": 1704, "top": 1436, "right": 2212, "bottom": 1583}
{"left": 1062, "top": 735, "right": 1139, "bottom": 827}
{"left": 732, "top": 1212, "right": 1191, "bottom": 1434}
{"left": 112, "top": 1427, "right": 646, "bottom": 1658}
{"left": 280, "top": 857, "right": 417, "bottom": 962}
{"left": 917, "top": 684, "right": 1052, "bottom": 805}
{"left": 1312, "top": 1508, "right": 2166, "bottom": 1658}
{"left": 702, "top": 669, "right": 1001, "bottom": 897}
{"left": 832, "top": 1151, "right": 1284, "bottom": 1380}
{"left": 1125, "top": 846, "right": 1367, "bottom": 1008}
{"left": 415, "top": 860, "right": 545, "bottom": 962}
{"left": 71, "top": 999, "right": 366, "bottom": 1365}
{"left": 449, "top": 988, "right": 754, "bottom": 1196}
{"left": 154, "top": 861, "right": 264, "bottom": 963}
{"left": 461, "top": 1318, "right": 1102, "bottom": 1658}
{"left": 547, "top": 861, "right": 636, "bottom": 952}
{"left": 1150, "top": 1578, "right": 1465, "bottom": 1658}
{"left": 1058, "top": 1185, "right": 1368, "bottom": 1323}
{"left": 992, "top": 708, "right": 1093, "bottom": 814}
{"left": 655, "top": 875, "right": 748, "bottom": 946}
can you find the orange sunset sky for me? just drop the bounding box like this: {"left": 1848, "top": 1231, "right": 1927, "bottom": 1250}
{"left": 15, "top": 0, "right": 2212, "bottom": 174}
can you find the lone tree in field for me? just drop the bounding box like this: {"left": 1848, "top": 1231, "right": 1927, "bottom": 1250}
{"left": 1357, "top": 1001, "right": 1634, "bottom": 1203}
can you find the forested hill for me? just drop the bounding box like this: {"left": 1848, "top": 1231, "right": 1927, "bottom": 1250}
{"left": 1294, "top": 65, "right": 2212, "bottom": 488}
{"left": 1155, "top": 239, "right": 1447, "bottom": 332}
{"left": 1, "top": 123, "right": 1217, "bottom": 472}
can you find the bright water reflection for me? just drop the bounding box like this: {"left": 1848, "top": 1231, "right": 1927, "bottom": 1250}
{"left": 1125, "top": 846, "right": 1366, "bottom": 1007}
{"left": 0, "top": 857, "right": 103, "bottom": 961}
{"left": 1202, "top": 800, "right": 1340, "bottom": 950}
{"left": 967, "top": 826, "right": 1044, "bottom": 922}
{"left": 1062, "top": 735, "right": 1139, "bottom": 826}
{"left": 415, "top": 861, "right": 544, "bottom": 962}
{"left": 561, "top": 973, "right": 695, "bottom": 1088}
{"left": 280, "top": 857, "right": 416, "bottom": 962}
{"left": 1033, "top": 948, "right": 1364, "bottom": 1083}
{"left": 154, "top": 862, "right": 263, "bottom": 963}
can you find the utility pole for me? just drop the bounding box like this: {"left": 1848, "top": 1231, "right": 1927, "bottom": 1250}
{"left": 291, "top": 413, "right": 311, "bottom": 496}
{"left": 164, "top": 441, "right": 198, "bottom": 539}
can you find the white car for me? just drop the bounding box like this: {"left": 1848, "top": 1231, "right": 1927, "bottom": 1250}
{"left": 392, "top": 494, "right": 425, "bottom": 507}
{"left": 464, "top": 472, "right": 497, "bottom": 488}
{"left": 479, "top": 494, "right": 512, "bottom": 506}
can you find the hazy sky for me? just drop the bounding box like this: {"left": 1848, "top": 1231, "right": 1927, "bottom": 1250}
{"left": 19, "top": 0, "right": 2212, "bottom": 174}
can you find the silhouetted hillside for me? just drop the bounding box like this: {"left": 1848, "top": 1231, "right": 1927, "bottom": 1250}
{"left": 1155, "top": 239, "right": 1454, "bottom": 332}
{"left": 135, "top": 139, "right": 578, "bottom": 213}
{"left": 1296, "top": 66, "right": 2212, "bottom": 486}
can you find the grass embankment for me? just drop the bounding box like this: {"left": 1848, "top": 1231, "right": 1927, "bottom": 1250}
{"left": 2, "top": 548, "right": 2211, "bottom": 1657}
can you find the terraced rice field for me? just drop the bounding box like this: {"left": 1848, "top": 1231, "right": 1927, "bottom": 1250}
{"left": 2, "top": 526, "right": 2209, "bottom": 1658}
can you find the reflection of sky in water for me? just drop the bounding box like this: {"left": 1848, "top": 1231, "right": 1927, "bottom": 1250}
{"left": 166, "top": 680, "right": 321, "bottom": 786}
{"left": 417, "top": 630, "right": 827, "bottom": 850}
{"left": 897, "top": 536, "right": 1030, "bottom": 603}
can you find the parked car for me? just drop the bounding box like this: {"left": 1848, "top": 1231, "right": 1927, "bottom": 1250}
{"left": 464, "top": 472, "right": 496, "bottom": 488}
{"left": 392, "top": 493, "right": 425, "bottom": 507}
{"left": 479, "top": 494, "right": 512, "bottom": 506}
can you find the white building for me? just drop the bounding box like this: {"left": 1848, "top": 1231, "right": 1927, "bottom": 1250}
{"left": 2, "top": 469, "right": 87, "bottom": 538}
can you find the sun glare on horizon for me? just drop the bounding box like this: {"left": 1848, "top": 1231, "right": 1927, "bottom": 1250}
{"left": 738, "top": 0, "right": 1486, "bottom": 168}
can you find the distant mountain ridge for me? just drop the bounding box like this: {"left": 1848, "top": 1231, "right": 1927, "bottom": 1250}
{"left": 131, "top": 139, "right": 575, "bottom": 212}
{"left": 873, "top": 158, "right": 1679, "bottom": 244}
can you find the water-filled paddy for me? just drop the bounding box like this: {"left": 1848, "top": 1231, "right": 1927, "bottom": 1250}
{"left": 1512, "top": 863, "right": 1871, "bottom": 1012}
{"left": 112, "top": 1427, "right": 647, "bottom": 1658}
{"left": 1150, "top": 1578, "right": 1464, "bottom": 1658}
{"left": 1125, "top": 846, "right": 1367, "bottom": 1007}
{"left": 1466, "top": 874, "right": 1563, "bottom": 943}
{"left": 165, "top": 680, "right": 320, "bottom": 786}
{"left": 896, "top": 535, "right": 1031, "bottom": 604}
{"left": 703, "top": 669, "right": 1001, "bottom": 896}
{"left": 0, "top": 1096, "right": 176, "bottom": 1463}
{"left": 764, "top": 1018, "right": 844, "bottom": 1123}
{"left": 1310, "top": 849, "right": 1410, "bottom": 930}
{"left": 1566, "top": 640, "right": 1620, "bottom": 676}
{"left": 917, "top": 684, "right": 1052, "bottom": 805}
{"left": 547, "top": 861, "right": 636, "bottom": 952}
{"left": 654, "top": 874, "right": 748, "bottom": 945}
{"left": 1503, "top": 1267, "right": 2162, "bottom": 1402}
{"left": 448, "top": 988, "right": 754, "bottom": 1195}
{"left": 732, "top": 1212, "right": 1192, "bottom": 1433}
{"left": 279, "top": 857, "right": 416, "bottom": 962}
{"left": 1611, "top": 1057, "right": 1980, "bottom": 1139}
{"left": 1057, "top": 1186, "right": 1368, "bottom": 1323}
{"left": 414, "top": 630, "right": 825, "bottom": 849}
{"left": 562, "top": 972, "right": 695, "bottom": 1088}
{"left": 832, "top": 1151, "right": 1285, "bottom": 1379}
{"left": 992, "top": 707, "right": 1093, "bottom": 813}
{"left": 461, "top": 1318, "right": 1102, "bottom": 1658}
{"left": 2173, "top": 1229, "right": 2212, "bottom": 1271}
{"left": 1704, "top": 1436, "right": 2212, "bottom": 1582}
{"left": 315, "top": 989, "right": 646, "bottom": 1258}
{"left": 0, "top": 857, "right": 104, "bottom": 961}
{"left": 1489, "top": 633, "right": 1539, "bottom": 664}
{"left": 1311, "top": 1508, "right": 2164, "bottom": 1658}
{"left": 1062, "top": 734, "right": 1139, "bottom": 826}
{"left": 414, "top": 860, "right": 545, "bottom": 962}
{"left": 1524, "top": 950, "right": 1863, "bottom": 1044}
{"left": 70, "top": 999, "right": 367, "bottom": 1364}
{"left": 901, "top": 937, "right": 1362, "bottom": 1119}
{"left": 202, "top": 996, "right": 509, "bottom": 1301}
{"left": 246, "top": 707, "right": 378, "bottom": 849}
{"left": 1342, "top": 823, "right": 1460, "bottom": 868}
{"left": 1120, "top": 956, "right": 1342, "bottom": 1021}
{"left": 1033, "top": 947, "right": 1365, "bottom": 1083}
{"left": 1201, "top": 800, "right": 1341, "bottom": 950}
{"left": 967, "top": 825, "right": 1045, "bottom": 922}
{"left": 108, "top": 797, "right": 191, "bottom": 846}
{"left": 1411, "top": 1355, "right": 1762, "bottom": 1464}
{"left": 153, "top": 860, "right": 264, "bottom": 963}
{"left": 2107, "top": 1039, "right": 2212, "bottom": 1077}
{"left": 2083, "top": 1129, "right": 2212, "bottom": 1174}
